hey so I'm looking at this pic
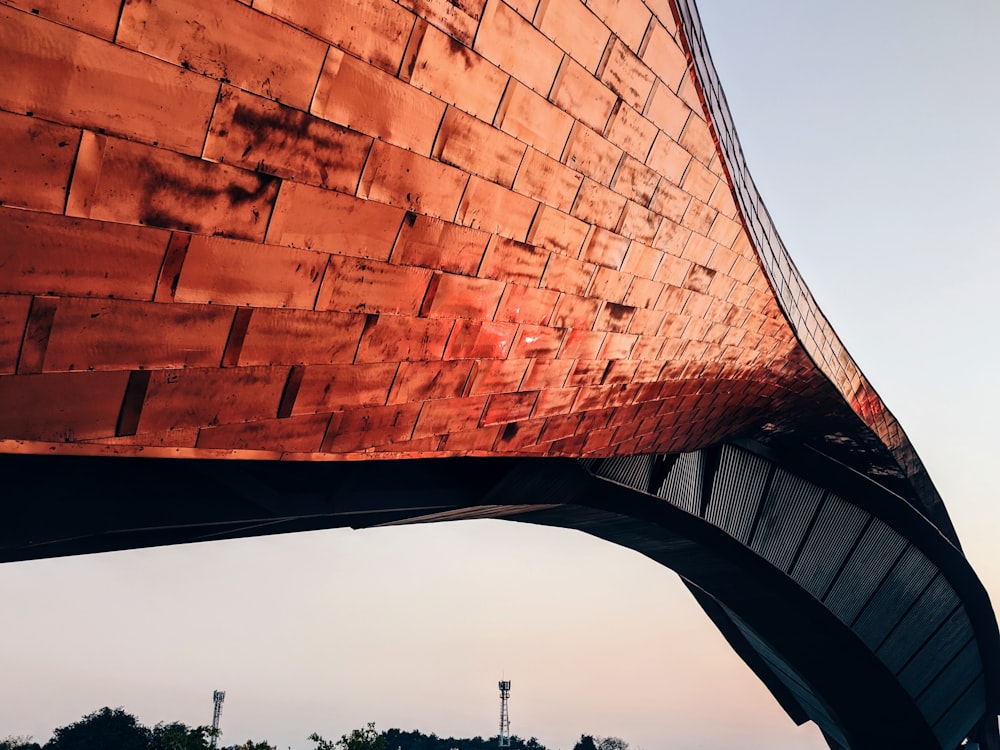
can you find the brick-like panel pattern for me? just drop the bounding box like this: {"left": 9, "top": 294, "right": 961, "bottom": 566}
{"left": 0, "top": 0, "right": 840, "bottom": 459}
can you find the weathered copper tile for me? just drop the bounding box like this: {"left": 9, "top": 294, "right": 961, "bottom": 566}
{"left": 118, "top": 0, "right": 327, "bottom": 110}
{"left": 466, "top": 358, "right": 529, "bottom": 395}
{"left": 559, "top": 329, "right": 606, "bottom": 359}
{"left": 594, "top": 301, "right": 635, "bottom": 332}
{"left": 267, "top": 181, "right": 406, "bottom": 260}
{"left": 456, "top": 176, "right": 538, "bottom": 241}
{"left": 237, "top": 309, "right": 367, "bottom": 366}
{"left": 4, "top": 0, "right": 122, "bottom": 39}
{"left": 42, "top": 298, "right": 234, "bottom": 372}
{"left": 630, "top": 334, "right": 665, "bottom": 359}
{"left": 479, "top": 236, "right": 549, "bottom": 285}
{"left": 620, "top": 241, "right": 663, "bottom": 277}
{"left": 572, "top": 179, "right": 629, "bottom": 231}
{"left": 322, "top": 402, "right": 421, "bottom": 452}
{"left": 628, "top": 308, "right": 666, "bottom": 337}
{"left": 407, "top": 24, "right": 509, "bottom": 119}
{"left": 412, "top": 395, "right": 488, "bottom": 440}
{"left": 0, "top": 370, "right": 128, "bottom": 441}
{"left": 573, "top": 385, "right": 611, "bottom": 412}
{"left": 705, "top": 244, "right": 738, "bottom": 276}
{"left": 397, "top": 0, "right": 481, "bottom": 46}
{"left": 137, "top": 366, "right": 290, "bottom": 433}
{"left": 434, "top": 107, "right": 527, "bottom": 187}
{"left": 494, "top": 415, "right": 546, "bottom": 450}
{"left": 204, "top": 87, "right": 373, "bottom": 193}
{"left": 677, "top": 67, "right": 703, "bottom": 115}
{"left": 588, "top": 266, "right": 631, "bottom": 304}
{"left": 392, "top": 214, "right": 490, "bottom": 276}
{"left": 640, "top": 20, "right": 687, "bottom": 90}
{"left": 680, "top": 159, "right": 719, "bottom": 204}
{"left": 536, "top": 0, "right": 610, "bottom": 72}
{"left": 481, "top": 391, "right": 538, "bottom": 426}
{"left": 601, "top": 332, "right": 639, "bottom": 361}
{"left": 360, "top": 140, "right": 469, "bottom": 220}
{"left": 579, "top": 227, "right": 629, "bottom": 269}
{"left": 422, "top": 273, "right": 505, "bottom": 319}
{"left": 644, "top": 82, "right": 690, "bottom": 141}
{"left": 196, "top": 413, "right": 331, "bottom": 452}
{"left": 0, "top": 209, "right": 168, "bottom": 302}
{"left": 531, "top": 385, "right": 577, "bottom": 418}
{"left": 616, "top": 201, "right": 661, "bottom": 244}
{"left": 599, "top": 39, "right": 656, "bottom": 111}
{"left": 494, "top": 284, "right": 559, "bottom": 325}
{"left": 611, "top": 155, "right": 660, "bottom": 206}
{"left": 317, "top": 255, "right": 433, "bottom": 316}
{"left": 563, "top": 122, "right": 623, "bottom": 185}
{"left": 550, "top": 293, "right": 601, "bottom": 328}
{"left": 549, "top": 58, "right": 617, "bottom": 137}
{"left": 0, "top": 111, "right": 79, "bottom": 214}
{"left": 474, "top": 0, "right": 562, "bottom": 95}
{"left": 651, "top": 217, "right": 692, "bottom": 254}
{"left": 440, "top": 424, "right": 503, "bottom": 453}
{"left": 67, "top": 134, "right": 278, "bottom": 241}
{"left": 313, "top": 49, "right": 446, "bottom": 155}
{"left": 175, "top": 235, "right": 326, "bottom": 309}
{"left": 679, "top": 111, "right": 717, "bottom": 166}
{"left": 496, "top": 81, "right": 574, "bottom": 158}
{"left": 0, "top": 295, "right": 31, "bottom": 374}
{"left": 649, "top": 179, "right": 692, "bottom": 222}
{"left": 709, "top": 214, "right": 742, "bottom": 248}
{"left": 539, "top": 412, "right": 585, "bottom": 443}
{"left": 90, "top": 427, "right": 199, "bottom": 448}
{"left": 624, "top": 277, "right": 664, "bottom": 309}
{"left": 513, "top": 147, "right": 584, "bottom": 213}
{"left": 255, "top": 0, "right": 414, "bottom": 74}
{"left": 604, "top": 101, "right": 658, "bottom": 161}
{"left": 387, "top": 360, "right": 474, "bottom": 404}
{"left": 529, "top": 206, "right": 592, "bottom": 256}
{"left": 680, "top": 198, "right": 718, "bottom": 235}
{"left": 708, "top": 180, "right": 738, "bottom": 219}
{"left": 0, "top": 7, "right": 219, "bottom": 154}
{"left": 355, "top": 315, "right": 451, "bottom": 362}
{"left": 293, "top": 362, "right": 397, "bottom": 414}
{"left": 445, "top": 320, "right": 518, "bottom": 359}
{"left": 510, "top": 324, "right": 565, "bottom": 358}
{"left": 540, "top": 253, "right": 597, "bottom": 296}
{"left": 585, "top": 0, "right": 651, "bottom": 52}
{"left": 522, "top": 358, "right": 573, "bottom": 390}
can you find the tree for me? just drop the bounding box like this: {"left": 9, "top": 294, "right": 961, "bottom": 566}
{"left": 572, "top": 737, "right": 597, "bottom": 750}
{"left": 150, "top": 722, "right": 214, "bottom": 750}
{"left": 222, "top": 742, "right": 276, "bottom": 750}
{"left": 310, "top": 723, "right": 386, "bottom": 750}
{"left": 45, "top": 707, "right": 149, "bottom": 750}
{"left": 595, "top": 737, "right": 627, "bottom": 750}
{"left": 1, "top": 736, "right": 41, "bottom": 750}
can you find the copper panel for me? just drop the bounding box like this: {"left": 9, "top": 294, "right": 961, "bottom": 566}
{"left": 456, "top": 176, "right": 538, "bottom": 241}
{"left": 422, "top": 274, "right": 505, "bottom": 320}
{"left": 563, "top": 122, "right": 623, "bottom": 185}
{"left": 481, "top": 391, "right": 537, "bottom": 426}
{"left": 293, "top": 362, "right": 398, "bottom": 415}
{"left": 494, "top": 284, "right": 559, "bottom": 325}
{"left": 392, "top": 215, "right": 490, "bottom": 276}
{"left": 600, "top": 38, "right": 656, "bottom": 111}
{"left": 586, "top": 0, "right": 651, "bottom": 52}
{"left": 175, "top": 235, "right": 325, "bottom": 309}
{"left": 255, "top": 0, "right": 414, "bottom": 74}
{"left": 354, "top": 315, "right": 451, "bottom": 363}
{"left": 196, "top": 412, "right": 331, "bottom": 452}
{"left": 358, "top": 140, "right": 469, "bottom": 220}
{"left": 549, "top": 57, "right": 618, "bottom": 133}
{"left": 0, "top": 110, "right": 79, "bottom": 213}
{"left": 317, "top": 255, "right": 433, "bottom": 316}
{"left": 387, "top": 360, "right": 474, "bottom": 404}
{"left": 572, "top": 179, "right": 628, "bottom": 230}
{"left": 267, "top": 181, "right": 405, "bottom": 260}
{"left": 647, "top": 133, "right": 692, "bottom": 186}
{"left": 0, "top": 209, "right": 169, "bottom": 301}
{"left": 3, "top": 0, "right": 122, "bottom": 39}
{"left": 681, "top": 159, "right": 721, "bottom": 204}
{"left": 67, "top": 135, "right": 279, "bottom": 241}
{"left": 237, "top": 309, "right": 367, "bottom": 366}
{"left": 412, "top": 395, "right": 488, "bottom": 440}
{"left": 510, "top": 324, "right": 565, "bottom": 359}
{"left": 495, "top": 81, "right": 574, "bottom": 158}
{"left": 434, "top": 106, "right": 527, "bottom": 187}
{"left": 397, "top": 0, "right": 481, "bottom": 46}
{"left": 0, "top": 6, "right": 218, "bottom": 154}
{"left": 536, "top": 0, "right": 610, "bottom": 72}
{"left": 136, "top": 366, "right": 291, "bottom": 433}
{"left": 312, "top": 48, "right": 446, "bottom": 155}
{"left": 513, "top": 147, "right": 584, "bottom": 212}
{"left": 528, "top": 205, "right": 591, "bottom": 257}
{"left": 0, "top": 295, "right": 31, "bottom": 375}
{"left": 604, "top": 101, "right": 658, "bottom": 161}
{"left": 474, "top": 0, "right": 562, "bottom": 95}
{"left": 0, "top": 370, "right": 128, "bottom": 441}
{"left": 479, "top": 236, "right": 549, "bottom": 285}
{"left": 42, "top": 298, "right": 234, "bottom": 372}
{"left": 540, "top": 253, "right": 597, "bottom": 296}
{"left": 444, "top": 320, "right": 518, "bottom": 360}
{"left": 640, "top": 19, "right": 687, "bottom": 90}
{"left": 612, "top": 155, "right": 661, "bottom": 206}
{"left": 204, "top": 86, "right": 373, "bottom": 193}
{"left": 117, "top": 0, "right": 327, "bottom": 111}
{"left": 466, "top": 358, "right": 530, "bottom": 395}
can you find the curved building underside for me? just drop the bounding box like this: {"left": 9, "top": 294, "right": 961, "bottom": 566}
{"left": 0, "top": 0, "right": 997, "bottom": 747}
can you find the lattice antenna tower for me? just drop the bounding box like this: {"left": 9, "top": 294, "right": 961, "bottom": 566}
{"left": 211, "top": 690, "right": 226, "bottom": 749}
{"left": 498, "top": 680, "right": 511, "bottom": 748}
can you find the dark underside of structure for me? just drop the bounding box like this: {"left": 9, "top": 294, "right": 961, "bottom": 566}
{"left": 2, "top": 440, "right": 998, "bottom": 750}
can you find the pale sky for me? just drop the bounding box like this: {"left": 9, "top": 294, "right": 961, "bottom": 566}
{"left": 2, "top": 3, "right": 999, "bottom": 750}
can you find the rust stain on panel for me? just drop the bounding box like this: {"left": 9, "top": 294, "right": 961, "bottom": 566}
{"left": 392, "top": 214, "right": 490, "bottom": 276}
{"left": 0, "top": 110, "right": 80, "bottom": 214}
{"left": 293, "top": 362, "right": 398, "bottom": 415}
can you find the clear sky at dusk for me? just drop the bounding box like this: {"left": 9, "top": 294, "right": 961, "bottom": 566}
{"left": 1, "top": 2, "right": 999, "bottom": 749}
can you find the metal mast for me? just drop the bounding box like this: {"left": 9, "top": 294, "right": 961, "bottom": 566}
{"left": 211, "top": 690, "right": 225, "bottom": 748}
{"left": 498, "top": 680, "right": 511, "bottom": 748}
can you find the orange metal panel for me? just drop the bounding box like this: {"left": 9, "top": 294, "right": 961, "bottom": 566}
{"left": 456, "top": 176, "right": 538, "bottom": 241}
{"left": 639, "top": 19, "right": 687, "bottom": 90}
{"left": 354, "top": 315, "right": 451, "bottom": 363}
{"left": 0, "top": 6, "right": 218, "bottom": 154}
{"left": 572, "top": 179, "right": 628, "bottom": 231}
{"left": 466, "top": 358, "right": 530, "bottom": 395}
{"left": 0, "top": 370, "right": 128, "bottom": 441}
{"left": 266, "top": 181, "right": 406, "bottom": 260}
{"left": 604, "top": 101, "right": 658, "bottom": 161}
{"left": 359, "top": 140, "right": 469, "bottom": 220}
{"left": 474, "top": 0, "right": 562, "bottom": 95}
{"left": 396, "top": 0, "right": 482, "bottom": 46}
{"left": 644, "top": 81, "right": 691, "bottom": 140}
{"left": 434, "top": 107, "right": 527, "bottom": 187}
{"left": 255, "top": 0, "right": 414, "bottom": 74}
{"left": 513, "top": 147, "right": 584, "bottom": 213}
{"left": 680, "top": 198, "right": 718, "bottom": 235}
{"left": 617, "top": 201, "right": 662, "bottom": 244}
{"left": 540, "top": 253, "right": 597, "bottom": 296}
{"left": 494, "top": 284, "right": 559, "bottom": 325}
{"left": 585, "top": 0, "right": 651, "bottom": 52}
{"left": 317, "top": 255, "right": 433, "bottom": 316}
{"left": 313, "top": 48, "right": 446, "bottom": 155}
{"left": 479, "top": 236, "right": 549, "bottom": 285}
{"left": 136, "top": 366, "right": 291, "bottom": 433}
{"left": 67, "top": 134, "right": 279, "bottom": 241}
{"left": 678, "top": 112, "right": 717, "bottom": 166}
{"left": 42, "top": 298, "right": 234, "bottom": 372}
{"left": 509, "top": 324, "right": 565, "bottom": 359}
{"left": 650, "top": 179, "right": 693, "bottom": 222}
{"left": 624, "top": 277, "right": 665, "bottom": 309}
{"left": 321, "top": 402, "right": 421, "bottom": 452}
{"left": 422, "top": 273, "right": 505, "bottom": 320}
{"left": 0, "top": 209, "right": 169, "bottom": 301}
{"left": 204, "top": 86, "right": 373, "bottom": 193}
{"left": 2, "top": 0, "right": 122, "bottom": 39}
{"left": 495, "top": 81, "right": 574, "bottom": 158}
{"left": 536, "top": 0, "right": 610, "bottom": 72}
{"left": 0, "top": 111, "right": 80, "bottom": 214}
{"left": 589, "top": 266, "right": 632, "bottom": 304}
{"left": 387, "top": 360, "right": 474, "bottom": 404}
{"left": 562, "top": 122, "right": 622, "bottom": 185}
{"left": 118, "top": 0, "right": 327, "bottom": 110}
{"left": 392, "top": 214, "right": 490, "bottom": 276}
{"left": 594, "top": 301, "right": 636, "bottom": 332}
{"left": 175, "top": 235, "right": 326, "bottom": 309}
{"left": 599, "top": 38, "right": 656, "bottom": 111}
{"left": 444, "top": 320, "right": 518, "bottom": 359}
{"left": 196, "top": 413, "right": 332, "bottom": 452}
{"left": 292, "top": 362, "right": 398, "bottom": 414}
{"left": 612, "top": 155, "right": 661, "bottom": 206}
{"left": 481, "top": 391, "right": 537, "bottom": 426}
{"left": 550, "top": 292, "right": 601, "bottom": 328}
{"left": 412, "top": 395, "right": 488, "bottom": 440}
{"left": 528, "top": 205, "right": 591, "bottom": 257}
{"left": 560, "top": 330, "right": 606, "bottom": 359}
{"left": 0, "top": 295, "right": 31, "bottom": 375}
{"left": 522, "top": 358, "right": 573, "bottom": 390}
{"left": 651, "top": 217, "right": 692, "bottom": 255}
{"left": 549, "top": 57, "right": 618, "bottom": 133}
{"left": 237, "top": 309, "right": 368, "bottom": 366}
{"left": 581, "top": 227, "right": 631, "bottom": 269}
{"left": 680, "top": 159, "right": 720, "bottom": 204}
{"left": 407, "top": 24, "right": 509, "bottom": 120}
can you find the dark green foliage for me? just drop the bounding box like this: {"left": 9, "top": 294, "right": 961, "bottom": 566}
{"left": 381, "top": 728, "right": 545, "bottom": 750}
{"left": 0, "top": 735, "right": 42, "bottom": 750}
{"left": 310, "top": 723, "right": 385, "bottom": 750}
{"left": 45, "top": 708, "right": 149, "bottom": 750}
{"left": 150, "top": 722, "right": 214, "bottom": 750}
{"left": 221, "top": 742, "right": 277, "bottom": 750}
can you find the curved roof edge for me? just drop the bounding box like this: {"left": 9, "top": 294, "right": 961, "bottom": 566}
{"left": 669, "top": 0, "right": 955, "bottom": 541}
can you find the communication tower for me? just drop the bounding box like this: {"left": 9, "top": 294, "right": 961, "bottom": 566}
{"left": 211, "top": 690, "right": 225, "bottom": 748}
{"left": 498, "top": 680, "right": 511, "bottom": 748}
